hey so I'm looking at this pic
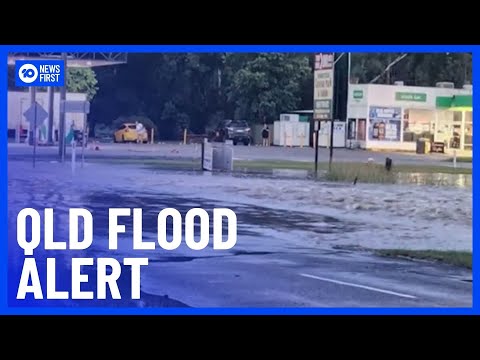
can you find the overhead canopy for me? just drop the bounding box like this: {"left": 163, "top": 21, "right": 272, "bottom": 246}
{"left": 7, "top": 52, "right": 128, "bottom": 68}
{"left": 436, "top": 95, "right": 472, "bottom": 112}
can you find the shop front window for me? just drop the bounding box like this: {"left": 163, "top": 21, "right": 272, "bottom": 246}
{"left": 357, "top": 119, "right": 366, "bottom": 141}
{"left": 449, "top": 111, "right": 463, "bottom": 148}
{"left": 402, "top": 109, "right": 434, "bottom": 142}
{"left": 453, "top": 111, "right": 463, "bottom": 123}
{"left": 347, "top": 118, "right": 356, "bottom": 139}
{"left": 434, "top": 110, "right": 453, "bottom": 146}
{"left": 464, "top": 111, "right": 472, "bottom": 150}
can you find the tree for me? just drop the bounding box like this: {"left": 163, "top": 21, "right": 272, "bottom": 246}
{"left": 226, "top": 53, "right": 311, "bottom": 122}
{"left": 350, "top": 53, "right": 472, "bottom": 87}
{"left": 87, "top": 52, "right": 472, "bottom": 140}
{"left": 66, "top": 68, "right": 98, "bottom": 100}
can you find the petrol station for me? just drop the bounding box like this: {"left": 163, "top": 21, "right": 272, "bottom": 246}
{"left": 7, "top": 52, "right": 127, "bottom": 160}
{"left": 346, "top": 82, "right": 472, "bottom": 153}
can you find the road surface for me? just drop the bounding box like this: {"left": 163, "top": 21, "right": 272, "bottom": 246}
{"left": 140, "top": 245, "right": 472, "bottom": 308}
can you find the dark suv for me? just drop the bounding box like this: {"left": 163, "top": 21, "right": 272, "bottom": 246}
{"left": 216, "top": 120, "right": 251, "bottom": 145}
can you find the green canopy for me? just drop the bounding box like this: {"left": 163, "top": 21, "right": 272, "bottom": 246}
{"left": 436, "top": 95, "right": 472, "bottom": 111}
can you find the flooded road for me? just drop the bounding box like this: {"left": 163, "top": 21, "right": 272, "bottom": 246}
{"left": 8, "top": 160, "right": 472, "bottom": 308}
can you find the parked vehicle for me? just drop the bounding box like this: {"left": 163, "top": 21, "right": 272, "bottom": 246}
{"left": 113, "top": 122, "right": 148, "bottom": 143}
{"left": 215, "top": 120, "right": 251, "bottom": 145}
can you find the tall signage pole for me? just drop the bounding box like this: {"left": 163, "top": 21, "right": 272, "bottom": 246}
{"left": 59, "top": 52, "right": 68, "bottom": 162}
{"left": 313, "top": 53, "right": 335, "bottom": 175}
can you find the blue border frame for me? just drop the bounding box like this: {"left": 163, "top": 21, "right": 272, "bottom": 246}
{"left": 1, "top": 45, "right": 476, "bottom": 315}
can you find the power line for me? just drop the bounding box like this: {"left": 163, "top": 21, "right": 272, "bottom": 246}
{"left": 369, "top": 53, "right": 409, "bottom": 84}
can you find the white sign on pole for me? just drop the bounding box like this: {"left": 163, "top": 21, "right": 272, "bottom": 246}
{"left": 315, "top": 53, "right": 335, "bottom": 71}
{"left": 314, "top": 71, "right": 333, "bottom": 99}
{"left": 71, "top": 140, "right": 76, "bottom": 173}
{"left": 202, "top": 139, "right": 213, "bottom": 171}
{"left": 313, "top": 53, "right": 335, "bottom": 120}
{"left": 61, "top": 100, "right": 91, "bottom": 114}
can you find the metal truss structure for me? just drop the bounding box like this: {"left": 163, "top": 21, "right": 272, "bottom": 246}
{"left": 8, "top": 52, "right": 128, "bottom": 67}
{"left": 8, "top": 52, "right": 128, "bottom": 159}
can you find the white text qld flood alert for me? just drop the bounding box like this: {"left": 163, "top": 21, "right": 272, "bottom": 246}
{"left": 15, "top": 207, "right": 237, "bottom": 300}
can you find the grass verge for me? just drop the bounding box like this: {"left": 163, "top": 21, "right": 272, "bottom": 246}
{"left": 235, "top": 160, "right": 471, "bottom": 185}
{"left": 234, "top": 160, "right": 315, "bottom": 171}
{"left": 325, "top": 163, "right": 396, "bottom": 183}
{"left": 235, "top": 160, "right": 471, "bottom": 174}
{"left": 90, "top": 157, "right": 201, "bottom": 170}
{"left": 375, "top": 249, "right": 472, "bottom": 269}
{"left": 443, "top": 156, "right": 472, "bottom": 163}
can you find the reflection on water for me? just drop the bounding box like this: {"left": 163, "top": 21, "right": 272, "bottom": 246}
{"left": 153, "top": 165, "right": 471, "bottom": 188}
{"left": 272, "top": 169, "right": 310, "bottom": 178}
{"left": 231, "top": 168, "right": 471, "bottom": 188}
{"left": 222, "top": 168, "right": 315, "bottom": 180}
{"left": 396, "top": 172, "right": 472, "bottom": 188}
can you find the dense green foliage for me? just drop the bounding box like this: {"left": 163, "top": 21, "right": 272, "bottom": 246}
{"left": 8, "top": 52, "right": 472, "bottom": 140}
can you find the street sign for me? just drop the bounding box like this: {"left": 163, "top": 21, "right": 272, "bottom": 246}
{"left": 61, "top": 100, "right": 90, "bottom": 114}
{"left": 202, "top": 139, "right": 213, "bottom": 171}
{"left": 23, "top": 102, "right": 48, "bottom": 128}
{"left": 313, "top": 52, "right": 335, "bottom": 120}
{"left": 314, "top": 99, "right": 333, "bottom": 120}
{"left": 315, "top": 53, "right": 335, "bottom": 70}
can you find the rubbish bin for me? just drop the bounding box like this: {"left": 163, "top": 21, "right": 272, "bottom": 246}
{"left": 28, "top": 131, "right": 34, "bottom": 145}
{"left": 416, "top": 138, "right": 431, "bottom": 154}
{"left": 211, "top": 141, "right": 234, "bottom": 171}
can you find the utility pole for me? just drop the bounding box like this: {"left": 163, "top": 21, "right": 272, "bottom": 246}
{"left": 30, "top": 87, "right": 37, "bottom": 168}
{"left": 314, "top": 120, "right": 319, "bottom": 177}
{"left": 329, "top": 53, "right": 342, "bottom": 171}
{"left": 47, "top": 86, "right": 54, "bottom": 144}
{"left": 58, "top": 52, "right": 67, "bottom": 162}
{"left": 313, "top": 52, "right": 338, "bottom": 175}
{"left": 369, "top": 53, "right": 408, "bottom": 84}
{"left": 386, "top": 53, "right": 391, "bottom": 84}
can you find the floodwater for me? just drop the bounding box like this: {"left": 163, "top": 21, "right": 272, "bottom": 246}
{"left": 234, "top": 168, "right": 473, "bottom": 188}
{"left": 396, "top": 172, "right": 472, "bottom": 188}
{"left": 8, "top": 160, "right": 471, "bottom": 252}
{"left": 7, "top": 160, "right": 472, "bottom": 307}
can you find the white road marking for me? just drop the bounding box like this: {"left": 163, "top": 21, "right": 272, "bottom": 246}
{"left": 299, "top": 273, "right": 417, "bottom": 299}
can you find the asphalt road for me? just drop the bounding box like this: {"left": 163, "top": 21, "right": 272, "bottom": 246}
{"left": 133, "top": 194, "right": 472, "bottom": 308}
{"left": 140, "top": 247, "right": 472, "bottom": 308}
{"left": 8, "top": 142, "right": 470, "bottom": 168}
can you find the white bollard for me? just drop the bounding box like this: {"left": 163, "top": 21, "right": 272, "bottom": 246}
{"left": 453, "top": 150, "right": 457, "bottom": 169}
{"left": 71, "top": 140, "right": 76, "bottom": 173}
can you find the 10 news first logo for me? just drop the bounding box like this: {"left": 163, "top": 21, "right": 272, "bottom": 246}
{"left": 15, "top": 60, "right": 65, "bottom": 87}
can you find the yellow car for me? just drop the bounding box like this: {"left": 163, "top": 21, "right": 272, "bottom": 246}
{"left": 113, "top": 123, "right": 148, "bottom": 143}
